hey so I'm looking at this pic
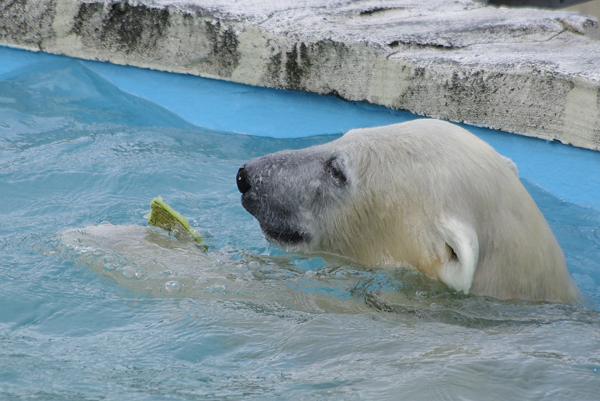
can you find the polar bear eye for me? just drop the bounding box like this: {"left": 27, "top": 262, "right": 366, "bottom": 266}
{"left": 326, "top": 157, "right": 347, "bottom": 186}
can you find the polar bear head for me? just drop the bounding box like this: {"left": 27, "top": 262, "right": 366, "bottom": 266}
{"left": 237, "top": 119, "right": 579, "bottom": 303}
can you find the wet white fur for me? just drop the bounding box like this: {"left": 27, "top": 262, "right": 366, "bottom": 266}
{"left": 282, "top": 119, "right": 579, "bottom": 302}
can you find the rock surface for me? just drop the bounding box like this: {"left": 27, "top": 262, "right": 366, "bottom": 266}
{"left": 1, "top": 0, "right": 599, "bottom": 150}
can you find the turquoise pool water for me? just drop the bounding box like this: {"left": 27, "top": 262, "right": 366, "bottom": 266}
{"left": 1, "top": 47, "right": 600, "bottom": 400}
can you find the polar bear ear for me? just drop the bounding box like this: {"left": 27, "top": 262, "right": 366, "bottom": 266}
{"left": 436, "top": 218, "right": 479, "bottom": 294}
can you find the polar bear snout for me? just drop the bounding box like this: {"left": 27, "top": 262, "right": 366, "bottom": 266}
{"left": 236, "top": 165, "right": 251, "bottom": 194}
{"left": 237, "top": 153, "right": 318, "bottom": 247}
{"left": 237, "top": 146, "right": 351, "bottom": 249}
{"left": 236, "top": 161, "right": 265, "bottom": 220}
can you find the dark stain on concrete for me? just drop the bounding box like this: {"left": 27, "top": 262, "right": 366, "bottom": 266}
{"left": 450, "top": 70, "right": 487, "bottom": 97}
{"left": 71, "top": 2, "right": 104, "bottom": 36}
{"left": 267, "top": 51, "right": 283, "bottom": 84}
{"left": 284, "top": 43, "right": 311, "bottom": 91}
{"left": 359, "top": 7, "right": 406, "bottom": 16}
{"left": 101, "top": 2, "right": 170, "bottom": 54}
{"left": 311, "top": 40, "right": 348, "bottom": 68}
{"left": 0, "top": 0, "right": 54, "bottom": 47}
{"left": 204, "top": 20, "right": 240, "bottom": 76}
{"left": 71, "top": 1, "right": 170, "bottom": 55}
{"left": 266, "top": 39, "right": 351, "bottom": 93}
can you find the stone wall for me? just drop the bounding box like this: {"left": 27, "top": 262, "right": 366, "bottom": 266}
{"left": 1, "top": 0, "right": 599, "bottom": 150}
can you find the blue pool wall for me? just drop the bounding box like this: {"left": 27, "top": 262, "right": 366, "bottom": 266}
{"left": 1, "top": 46, "right": 599, "bottom": 212}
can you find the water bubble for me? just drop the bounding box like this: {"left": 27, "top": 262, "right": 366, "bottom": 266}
{"left": 164, "top": 281, "right": 182, "bottom": 294}
{"left": 121, "top": 266, "right": 141, "bottom": 279}
{"left": 207, "top": 285, "right": 227, "bottom": 295}
{"left": 104, "top": 263, "right": 116, "bottom": 271}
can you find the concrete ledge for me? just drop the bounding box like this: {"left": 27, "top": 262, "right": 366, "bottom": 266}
{"left": 1, "top": 0, "right": 599, "bottom": 150}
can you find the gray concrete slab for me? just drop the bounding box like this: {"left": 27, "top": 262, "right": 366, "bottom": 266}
{"left": 564, "top": 0, "right": 600, "bottom": 21}
{"left": 1, "top": 0, "right": 599, "bottom": 150}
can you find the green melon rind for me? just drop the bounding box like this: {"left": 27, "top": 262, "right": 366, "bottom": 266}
{"left": 148, "top": 196, "right": 203, "bottom": 242}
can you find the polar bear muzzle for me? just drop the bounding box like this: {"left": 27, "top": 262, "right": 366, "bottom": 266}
{"left": 237, "top": 147, "right": 351, "bottom": 247}
{"left": 238, "top": 162, "right": 308, "bottom": 245}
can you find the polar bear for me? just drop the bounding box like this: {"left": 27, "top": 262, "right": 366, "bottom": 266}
{"left": 237, "top": 119, "right": 580, "bottom": 303}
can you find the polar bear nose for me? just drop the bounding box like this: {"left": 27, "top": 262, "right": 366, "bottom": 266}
{"left": 237, "top": 165, "right": 251, "bottom": 194}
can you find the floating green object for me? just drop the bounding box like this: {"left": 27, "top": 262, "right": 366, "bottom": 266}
{"left": 148, "top": 196, "right": 203, "bottom": 243}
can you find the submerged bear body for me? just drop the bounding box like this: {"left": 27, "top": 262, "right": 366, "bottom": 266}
{"left": 237, "top": 119, "right": 579, "bottom": 303}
